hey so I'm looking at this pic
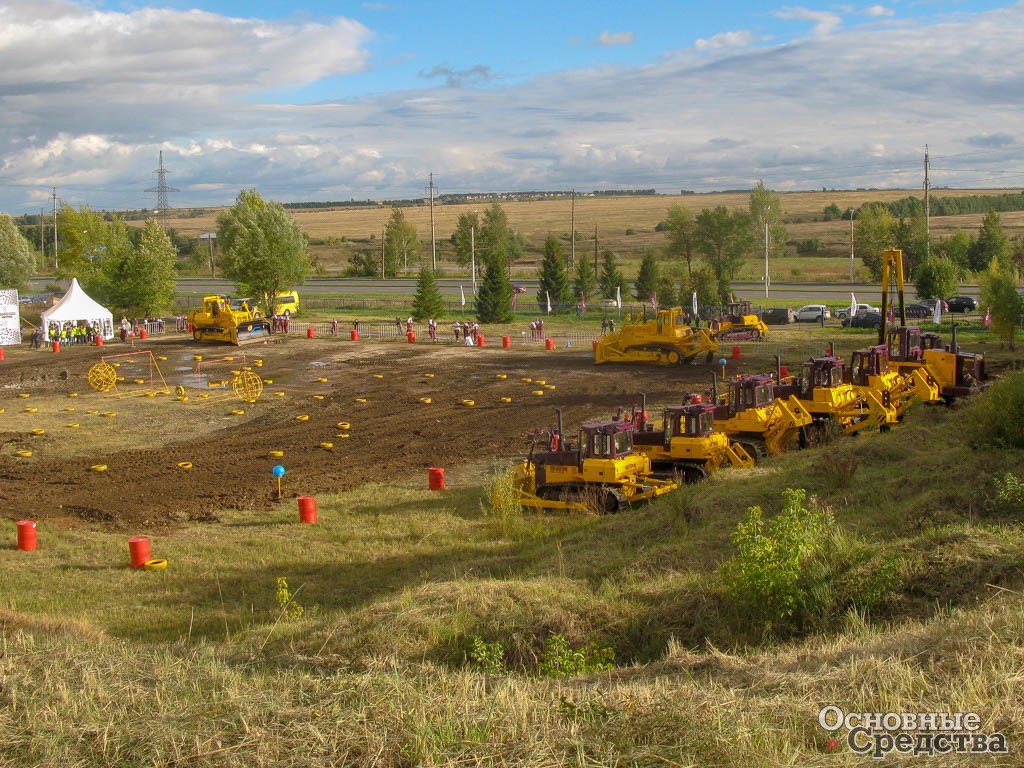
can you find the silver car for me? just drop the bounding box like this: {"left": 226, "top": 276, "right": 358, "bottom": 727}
{"left": 794, "top": 304, "right": 831, "bottom": 322}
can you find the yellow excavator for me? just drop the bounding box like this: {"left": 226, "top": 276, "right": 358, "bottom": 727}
{"left": 594, "top": 307, "right": 718, "bottom": 366}
{"left": 506, "top": 409, "right": 676, "bottom": 513}
{"left": 187, "top": 295, "right": 272, "bottom": 345}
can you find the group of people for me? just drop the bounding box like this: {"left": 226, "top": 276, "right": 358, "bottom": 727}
{"left": 32, "top": 319, "right": 112, "bottom": 349}
{"left": 528, "top": 318, "right": 546, "bottom": 340}
{"left": 453, "top": 320, "right": 481, "bottom": 345}
{"left": 600, "top": 317, "right": 617, "bottom": 334}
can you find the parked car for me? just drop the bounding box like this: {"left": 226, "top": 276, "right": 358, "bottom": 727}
{"left": 906, "top": 302, "right": 936, "bottom": 319}
{"left": 760, "top": 306, "right": 795, "bottom": 325}
{"left": 842, "top": 310, "right": 884, "bottom": 329}
{"left": 794, "top": 304, "right": 831, "bottom": 322}
{"left": 946, "top": 296, "right": 978, "bottom": 313}
{"left": 834, "top": 303, "right": 878, "bottom": 321}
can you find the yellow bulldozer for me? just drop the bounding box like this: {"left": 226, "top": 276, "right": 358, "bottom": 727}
{"left": 187, "top": 296, "right": 272, "bottom": 345}
{"left": 847, "top": 343, "right": 940, "bottom": 419}
{"left": 887, "top": 326, "right": 985, "bottom": 402}
{"left": 594, "top": 307, "right": 718, "bottom": 366}
{"left": 506, "top": 410, "right": 676, "bottom": 513}
{"left": 711, "top": 300, "right": 769, "bottom": 341}
{"left": 776, "top": 356, "right": 897, "bottom": 442}
{"left": 627, "top": 398, "right": 754, "bottom": 483}
{"left": 709, "top": 373, "right": 813, "bottom": 459}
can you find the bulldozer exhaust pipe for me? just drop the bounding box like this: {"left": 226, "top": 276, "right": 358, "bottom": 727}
{"left": 951, "top": 322, "right": 959, "bottom": 354}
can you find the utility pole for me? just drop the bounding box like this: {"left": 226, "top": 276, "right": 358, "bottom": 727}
{"left": 381, "top": 225, "right": 386, "bottom": 280}
{"left": 470, "top": 224, "right": 476, "bottom": 294}
{"left": 763, "top": 207, "right": 770, "bottom": 298}
{"left": 849, "top": 211, "right": 855, "bottom": 282}
{"left": 570, "top": 188, "right": 575, "bottom": 270}
{"left": 593, "top": 226, "right": 599, "bottom": 280}
{"left": 427, "top": 173, "right": 437, "bottom": 271}
{"left": 39, "top": 208, "right": 44, "bottom": 272}
{"left": 52, "top": 188, "right": 58, "bottom": 271}
{"left": 924, "top": 145, "right": 931, "bottom": 260}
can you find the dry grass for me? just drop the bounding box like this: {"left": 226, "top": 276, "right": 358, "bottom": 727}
{"left": 3, "top": 378, "right": 1024, "bottom": 765}
{"left": 162, "top": 189, "right": 1024, "bottom": 278}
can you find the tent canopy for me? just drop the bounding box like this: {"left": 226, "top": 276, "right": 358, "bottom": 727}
{"left": 40, "top": 278, "right": 114, "bottom": 339}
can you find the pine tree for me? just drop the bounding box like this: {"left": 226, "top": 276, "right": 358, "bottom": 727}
{"left": 573, "top": 253, "right": 598, "bottom": 306}
{"left": 476, "top": 255, "right": 513, "bottom": 323}
{"left": 634, "top": 250, "right": 659, "bottom": 302}
{"left": 536, "top": 235, "right": 571, "bottom": 312}
{"left": 411, "top": 266, "right": 444, "bottom": 321}
{"left": 598, "top": 250, "right": 627, "bottom": 299}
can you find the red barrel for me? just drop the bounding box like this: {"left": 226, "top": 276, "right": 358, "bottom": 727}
{"left": 95, "top": 336, "right": 103, "bottom": 347}
{"left": 306, "top": 327, "right": 315, "bottom": 339}
{"left": 592, "top": 339, "right": 599, "bottom": 353}
{"left": 502, "top": 336, "right": 511, "bottom": 348}
{"left": 52, "top": 341, "right": 61, "bottom": 353}
{"left": 139, "top": 328, "right": 148, "bottom": 340}
{"left": 780, "top": 365, "right": 789, "bottom": 379}
{"left": 545, "top": 338, "right": 555, "bottom": 351}
{"left": 128, "top": 536, "right": 151, "bottom": 569}
{"left": 350, "top": 329, "right": 359, "bottom": 341}
{"left": 407, "top": 330, "right": 416, "bottom": 343}
{"left": 298, "top": 496, "right": 317, "bottom": 524}
{"left": 731, "top": 345, "right": 741, "bottom": 360}
{"left": 477, "top": 333, "right": 485, "bottom": 347}
{"left": 0, "top": 347, "right": 5, "bottom": 361}
{"left": 428, "top": 467, "right": 445, "bottom": 490}
{"left": 17, "top": 520, "right": 36, "bottom": 551}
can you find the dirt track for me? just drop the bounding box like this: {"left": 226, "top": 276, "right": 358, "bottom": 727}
{"left": 0, "top": 333, "right": 755, "bottom": 530}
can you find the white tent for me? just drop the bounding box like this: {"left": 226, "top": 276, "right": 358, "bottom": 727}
{"left": 40, "top": 278, "right": 114, "bottom": 340}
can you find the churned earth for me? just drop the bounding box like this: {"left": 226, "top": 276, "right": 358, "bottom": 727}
{"left": 0, "top": 331, "right": 766, "bottom": 530}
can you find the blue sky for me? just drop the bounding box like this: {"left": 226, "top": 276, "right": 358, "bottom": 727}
{"left": 0, "top": 0, "right": 1022, "bottom": 213}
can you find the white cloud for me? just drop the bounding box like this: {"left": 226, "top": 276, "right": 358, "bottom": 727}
{"left": 773, "top": 6, "right": 844, "bottom": 36}
{"left": 861, "top": 5, "right": 895, "bottom": 18}
{"left": 1, "top": 2, "right": 1024, "bottom": 210}
{"left": 598, "top": 30, "right": 636, "bottom": 46}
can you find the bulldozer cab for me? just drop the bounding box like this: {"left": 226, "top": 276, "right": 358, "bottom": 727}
{"left": 849, "top": 345, "right": 888, "bottom": 386}
{"left": 728, "top": 374, "right": 775, "bottom": 415}
{"left": 801, "top": 357, "right": 845, "bottom": 396}
{"left": 580, "top": 422, "right": 634, "bottom": 460}
{"left": 725, "top": 301, "right": 753, "bottom": 322}
{"left": 205, "top": 296, "right": 228, "bottom": 316}
{"left": 663, "top": 403, "right": 716, "bottom": 445}
{"left": 887, "top": 326, "right": 924, "bottom": 363}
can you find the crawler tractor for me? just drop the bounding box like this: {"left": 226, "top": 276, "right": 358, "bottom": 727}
{"left": 712, "top": 301, "right": 769, "bottom": 341}
{"left": 710, "top": 373, "right": 813, "bottom": 459}
{"left": 887, "top": 326, "right": 985, "bottom": 402}
{"left": 627, "top": 397, "right": 754, "bottom": 483}
{"left": 776, "top": 356, "right": 896, "bottom": 442}
{"left": 594, "top": 307, "right": 718, "bottom": 366}
{"left": 507, "top": 410, "right": 676, "bottom": 513}
{"left": 847, "top": 343, "right": 940, "bottom": 418}
{"left": 187, "top": 295, "right": 272, "bottom": 345}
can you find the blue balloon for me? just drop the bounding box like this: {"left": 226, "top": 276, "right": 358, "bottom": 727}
{"left": 272, "top": 464, "right": 286, "bottom": 478}
{"left": 718, "top": 358, "right": 727, "bottom": 366}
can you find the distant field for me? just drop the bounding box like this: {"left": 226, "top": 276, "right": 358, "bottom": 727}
{"left": 162, "top": 189, "right": 1024, "bottom": 280}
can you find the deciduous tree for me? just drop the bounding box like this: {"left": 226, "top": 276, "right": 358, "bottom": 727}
{"left": 695, "top": 206, "right": 752, "bottom": 302}
{"left": 0, "top": 214, "right": 36, "bottom": 291}
{"left": 969, "top": 211, "right": 1010, "bottom": 273}
{"left": 981, "top": 256, "right": 1020, "bottom": 349}
{"left": 855, "top": 204, "right": 896, "bottom": 280}
{"left": 664, "top": 204, "right": 699, "bottom": 278}
{"left": 383, "top": 208, "right": 420, "bottom": 277}
{"left": 217, "top": 189, "right": 310, "bottom": 314}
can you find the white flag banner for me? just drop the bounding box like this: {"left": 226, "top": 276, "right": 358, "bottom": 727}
{"left": 933, "top": 299, "right": 942, "bottom": 325}
{"left": 460, "top": 285, "right": 466, "bottom": 307}
{"left": 849, "top": 292, "right": 858, "bottom": 319}
{"left": 691, "top": 290, "right": 698, "bottom": 317}
{"left": 546, "top": 291, "right": 552, "bottom": 314}
{"left": 615, "top": 286, "right": 622, "bottom": 309}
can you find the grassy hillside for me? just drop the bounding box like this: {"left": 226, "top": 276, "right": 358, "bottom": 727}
{"left": 161, "top": 189, "right": 1024, "bottom": 281}
{"left": 3, "top": 373, "right": 1024, "bottom": 765}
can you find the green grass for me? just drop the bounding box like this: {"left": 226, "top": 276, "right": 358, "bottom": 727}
{"left": 3, "top": 384, "right": 1024, "bottom": 765}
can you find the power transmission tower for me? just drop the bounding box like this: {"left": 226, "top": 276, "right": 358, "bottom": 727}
{"left": 146, "top": 151, "right": 179, "bottom": 228}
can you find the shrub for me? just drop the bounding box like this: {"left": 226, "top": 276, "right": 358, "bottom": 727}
{"left": 538, "top": 634, "right": 614, "bottom": 678}
{"left": 967, "top": 372, "right": 1024, "bottom": 448}
{"left": 467, "top": 636, "right": 505, "bottom": 674}
{"left": 721, "top": 489, "right": 834, "bottom": 628}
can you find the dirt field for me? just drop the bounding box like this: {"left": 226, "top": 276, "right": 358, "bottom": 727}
{"left": 1, "top": 333, "right": 770, "bottom": 531}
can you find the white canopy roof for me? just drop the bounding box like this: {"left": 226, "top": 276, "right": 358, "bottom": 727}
{"left": 40, "top": 278, "right": 115, "bottom": 339}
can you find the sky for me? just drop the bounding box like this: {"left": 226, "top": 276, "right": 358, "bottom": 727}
{"left": 1, "top": 0, "right": 1022, "bottom": 215}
